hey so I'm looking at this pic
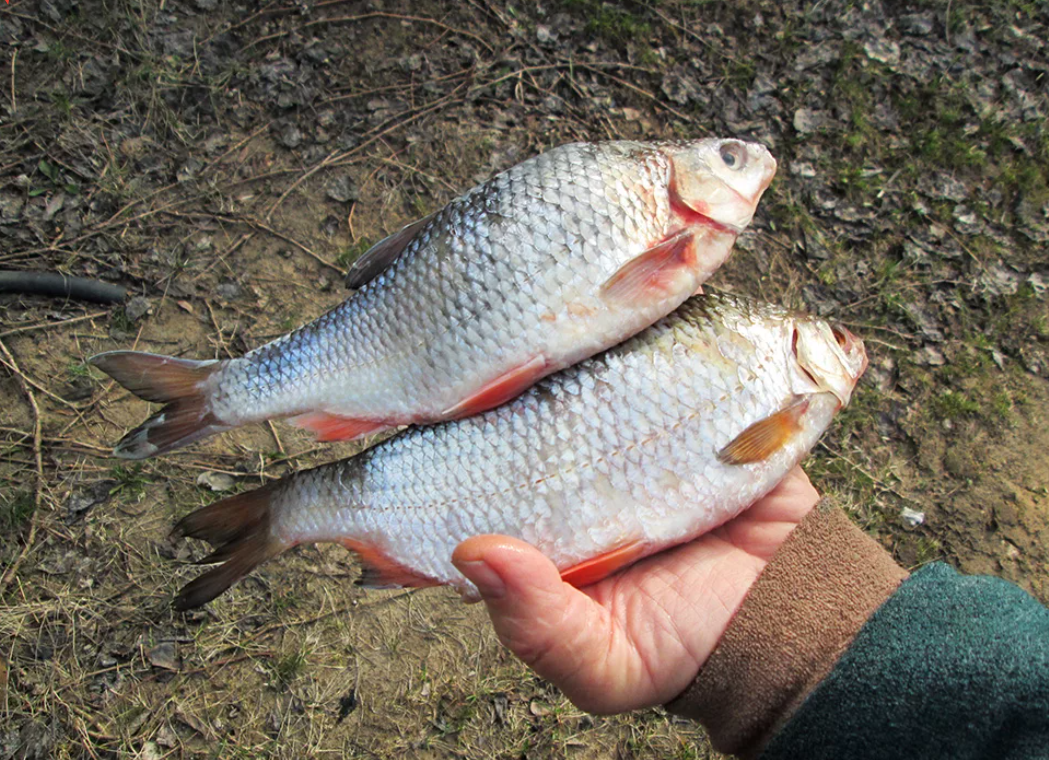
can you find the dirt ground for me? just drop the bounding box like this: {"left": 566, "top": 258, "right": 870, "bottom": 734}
{"left": 1, "top": 0, "right": 1047, "bottom": 757}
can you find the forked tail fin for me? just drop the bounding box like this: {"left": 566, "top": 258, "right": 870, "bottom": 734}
{"left": 172, "top": 481, "right": 288, "bottom": 610}
{"left": 89, "top": 351, "right": 229, "bottom": 459}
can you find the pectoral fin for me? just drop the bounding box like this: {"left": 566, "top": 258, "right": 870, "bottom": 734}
{"left": 717, "top": 398, "right": 811, "bottom": 465}
{"left": 599, "top": 231, "right": 695, "bottom": 306}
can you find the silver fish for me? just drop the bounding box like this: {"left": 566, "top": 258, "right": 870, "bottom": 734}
{"left": 173, "top": 294, "right": 866, "bottom": 609}
{"left": 91, "top": 140, "right": 776, "bottom": 459}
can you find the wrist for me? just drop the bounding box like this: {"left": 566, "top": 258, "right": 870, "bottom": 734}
{"left": 665, "top": 499, "right": 908, "bottom": 757}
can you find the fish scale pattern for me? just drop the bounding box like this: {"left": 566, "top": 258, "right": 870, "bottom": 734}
{"left": 266, "top": 295, "right": 847, "bottom": 595}
{"left": 206, "top": 142, "right": 706, "bottom": 426}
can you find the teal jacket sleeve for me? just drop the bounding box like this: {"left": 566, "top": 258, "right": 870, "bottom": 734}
{"left": 762, "top": 562, "right": 1049, "bottom": 760}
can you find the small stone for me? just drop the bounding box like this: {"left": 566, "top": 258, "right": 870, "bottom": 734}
{"left": 137, "top": 741, "right": 162, "bottom": 760}
{"left": 155, "top": 725, "right": 177, "bottom": 748}
{"left": 196, "top": 471, "right": 235, "bottom": 492}
{"left": 326, "top": 175, "right": 359, "bottom": 203}
{"left": 901, "top": 507, "right": 926, "bottom": 527}
{"left": 280, "top": 125, "right": 303, "bottom": 149}
{"left": 216, "top": 281, "right": 241, "bottom": 301}
{"left": 863, "top": 38, "right": 900, "bottom": 65}
{"left": 125, "top": 296, "right": 152, "bottom": 322}
{"left": 793, "top": 108, "right": 822, "bottom": 134}
{"left": 147, "top": 642, "right": 180, "bottom": 671}
{"left": 898, "top": 13, "right": 934, "bottom": 35}
{"left": 536, "top": 24, "right": 555, "bottom": 44}
{"left": 789, "top": 161, "right": 817, "bottom": 178}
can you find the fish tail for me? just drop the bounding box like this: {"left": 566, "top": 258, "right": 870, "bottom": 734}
{"left": 172, "top": 481, "right": 288, "bottom": 610}
{"left": 89, "top": 351, "right": 230, "bottom": 459}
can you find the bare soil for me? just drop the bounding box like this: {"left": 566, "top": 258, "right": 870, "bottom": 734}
{"left": 1, "top": 0, "right": 1047, "bottom": 758}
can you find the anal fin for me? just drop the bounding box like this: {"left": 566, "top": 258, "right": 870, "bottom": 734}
{"left": 599, "top": 231, "right": 696, "bottom": 306}
{"left": 441, "top": 355, "right": 549, "bottom": 420}
{"left": 717, "top": 397, "right": 811, "bottom": 465}
{"left": 560, "top": 540, "right": 646, "bottom": 588}
{"left": 288, "top": 412, "right": 391, "bottom": 442}
{"left": 340, "top": 539, "right": 440, "bottom": 589}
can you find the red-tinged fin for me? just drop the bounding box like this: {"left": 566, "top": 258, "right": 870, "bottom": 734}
{"left": 560, "top": 540, "right": 647, "bottom": 588}
{"left": 88, "top": 351, "right": 228, "bottom": 459}
{"left": 340, "top": 538, "right": 440, "bottom": 589}
{"left": 172, "top": 481, "right": 287, "bottom": 610}
{"left": 599, "top": 232, "right": 695, "bottom": 306}
{"left": 344, "top": 212, "right": 436, "bottom": 290}
{"left": 717, "top": 397, "right": 811, "bottom": 465}
{"left": 441, "top": 355, "right": 549, "bottom": 420}
{"left": 287, "top": 412, "right": 391, "bottom": 442}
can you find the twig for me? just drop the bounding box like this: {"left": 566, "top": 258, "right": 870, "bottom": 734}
{"left": 266, "top": 83, "right": 467, "bottom": 219}
{"left": 266, "top": 421, "right": 285, "bottom": 456}
{"left": 0, "top": 340, "right": 43, "bottom": 593}
{"left": 303, "top": 10, "right": 494, "bottom": 54}
{"left": 0, "top": 310, "right": 107, "bottom": 339}
{"left": 8, "top": 50, "right": 15, "bottom": 113}
{"left": 198, "top": 123, "right": 271, "bottom": 177}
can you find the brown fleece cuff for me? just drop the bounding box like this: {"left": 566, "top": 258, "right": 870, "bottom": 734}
{"left": 664, "top": 498, "right": 909, "bottom": 758}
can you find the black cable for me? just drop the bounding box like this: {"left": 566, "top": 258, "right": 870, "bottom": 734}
{"left": 0, "top": 271, "right": 127, "bottom": 304}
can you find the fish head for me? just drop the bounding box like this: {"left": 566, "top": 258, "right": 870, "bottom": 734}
{"left": 790, "top": 319, "right": 868, "bottom": 407}
{"left": 664, "top": 139, "right": 777, "bottom": 232}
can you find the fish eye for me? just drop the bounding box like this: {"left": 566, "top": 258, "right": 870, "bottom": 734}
{"left": 719, "top": 142, "right": 747, "bottom": 170}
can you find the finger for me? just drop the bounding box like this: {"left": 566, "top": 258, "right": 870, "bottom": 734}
{"left": 452, "top": 535, "right": 635, "bottom": 713}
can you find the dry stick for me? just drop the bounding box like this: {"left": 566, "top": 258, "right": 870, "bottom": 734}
{"left": 575, "top": 62, "right": 694, "bottom": 123}
{"left": 0, "top": 310, "right": 106, "bottom": 339}
{"left": 266, "top": 84, "right": 468, "bottom": 219}
{"left": 191, "top": 231, "right": 255, "bottom": 281}
{"left": 0, "top": 340, "right": 43, "bottom": 593}
{"left": 303, "top": 10, "right": 495, "bottom": 54}
{"left": 642, "top": 2, "right": 747, "bottom": 66}
{"left": 0, "top": 353, "right": 78, "bottom": 410}
{"left": 198, "top": 123, "right": 271, "bottom": 178}
{"left": 8, "top": 50, "right": 15, "bottom": 113}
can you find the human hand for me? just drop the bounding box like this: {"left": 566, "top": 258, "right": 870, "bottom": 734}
{"left": 451, "top": 466, "right": 820, "bottom": 714}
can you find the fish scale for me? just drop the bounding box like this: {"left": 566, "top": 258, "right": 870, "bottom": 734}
{"left": 92, "top": 139, "right": 775, "bottom": 459}
{"left": 173, "top": 295, "right": 867, "bottom": 608}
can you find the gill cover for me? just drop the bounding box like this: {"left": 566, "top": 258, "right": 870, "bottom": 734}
{"left": 792, "top": 321, "right": 868, "bottom": 406}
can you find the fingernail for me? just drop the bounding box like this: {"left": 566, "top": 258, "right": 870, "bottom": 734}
{"left": 457, "top": 560, "right": 506, "bottom": 600}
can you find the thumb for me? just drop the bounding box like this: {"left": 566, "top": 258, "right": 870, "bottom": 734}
{"left": 452, "top": 535, "right": 623, "bottom": 711}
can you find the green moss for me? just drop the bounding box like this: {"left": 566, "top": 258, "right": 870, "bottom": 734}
{"left": 562, "top": 0, "right": 651, "bottom": 44}
{"left": 934, "top": 390, "right": 980, "bottom": 419}
{"left": 1, "top": 491, "right": 35, "bottom": 532}
{"left": 336, "top": 238, "right": 373, "bottom": 269}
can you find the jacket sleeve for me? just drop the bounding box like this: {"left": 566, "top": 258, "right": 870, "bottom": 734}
{"left": 665, "top": 499, "right": 1049, "bottom": 760}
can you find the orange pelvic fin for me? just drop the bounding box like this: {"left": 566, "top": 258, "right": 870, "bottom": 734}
{"left": 717, "top": 397, "right": 811, "bottom": 465}
{"left": 560, "top": 540, "right": 646, "bottom": 588}
{"left": 441, "top": 355, "right": 549, "bottom": 420}
{"left": 88, "top": 350, "right": 227, "bottom": 459}
{"left": 599, "top": 231, "right": 695, "bottom": 306}
{"left": 288, "top": 412, "right": 390, "bottom": 442}
{"left": 172, "top": 481, "right": 287, "bottom": 610}
{"left": 340, "top": 538, "right": 440, "bottom": 589}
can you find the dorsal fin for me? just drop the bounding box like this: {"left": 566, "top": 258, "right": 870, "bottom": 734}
{"left": 344, "top": 212, "right": 437, "bottom": 290}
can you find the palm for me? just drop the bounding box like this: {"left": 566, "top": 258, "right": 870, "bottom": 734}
{"left": 453, "top": 467, "right": 819, "bottom": 714}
